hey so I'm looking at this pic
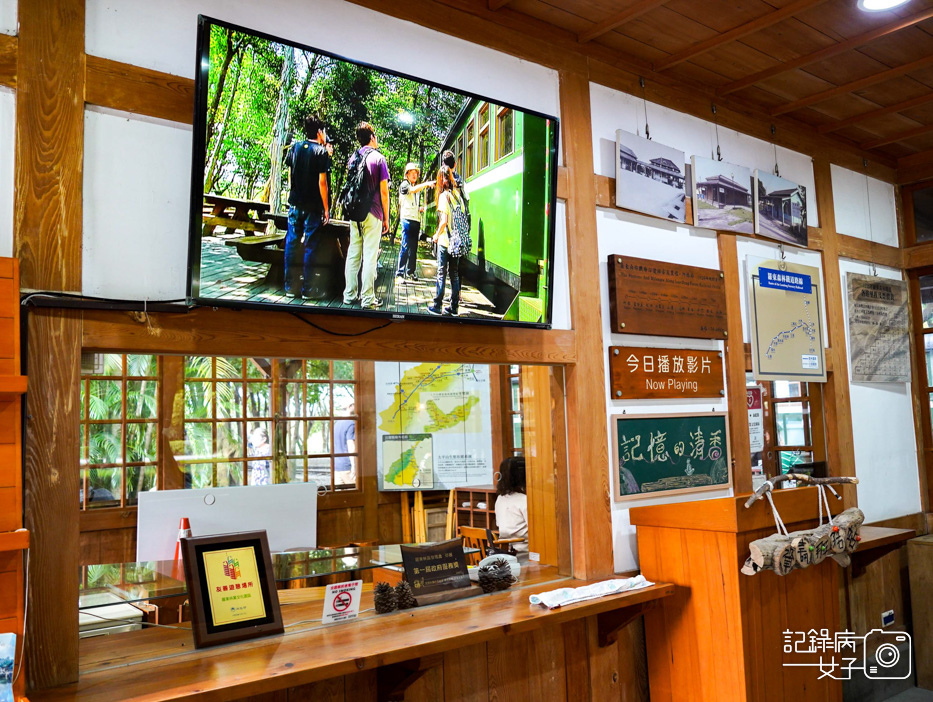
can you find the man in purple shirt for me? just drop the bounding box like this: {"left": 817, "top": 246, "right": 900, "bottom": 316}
{"left": 343, "top": 122, "right": 390, "bottom": 309}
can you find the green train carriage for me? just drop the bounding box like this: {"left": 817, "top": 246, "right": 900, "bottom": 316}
{"left": 422, "top": 98, "right": 555, "bottom": 323}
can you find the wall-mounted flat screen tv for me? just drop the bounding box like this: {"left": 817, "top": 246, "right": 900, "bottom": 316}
{"left": 188, "top": 16, "right": 559, "bottom": 327}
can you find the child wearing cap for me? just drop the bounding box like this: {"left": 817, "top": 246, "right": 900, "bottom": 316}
{"left": 396, "top": 163, "right": 434, "bottom": 281}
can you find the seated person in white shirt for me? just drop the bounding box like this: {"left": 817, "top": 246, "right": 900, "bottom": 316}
{"left": 494, "top": 456, "right": 528, "bottom": 562}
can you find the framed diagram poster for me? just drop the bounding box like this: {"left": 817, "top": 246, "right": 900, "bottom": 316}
{"left": 747, "top": 257, "right": 826, "bottom": 383}
{"left": 181, "top": 531, "right": 283, "bottom": 649}
{"left": 612, "top": 413, "right": 731, "bottom": 501}
{"left": 846, "top": 273, "right": 909, "bottom": 383}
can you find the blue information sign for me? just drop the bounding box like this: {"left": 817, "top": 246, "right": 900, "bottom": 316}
{"left": 758, "top": 267, "right": 812, "bottom": 293}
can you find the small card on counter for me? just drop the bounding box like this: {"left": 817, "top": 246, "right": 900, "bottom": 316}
{"left": 322, "top": 580, "right": 362, "bottom": 624}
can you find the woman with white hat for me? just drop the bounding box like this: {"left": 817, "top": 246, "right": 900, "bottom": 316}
{"left": 396, "top": 162, "right": 434, "bottom": 282}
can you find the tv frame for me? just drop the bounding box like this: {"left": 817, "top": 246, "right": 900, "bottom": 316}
{"left": 186, "top": 15, "right": 560, "bottom": 329}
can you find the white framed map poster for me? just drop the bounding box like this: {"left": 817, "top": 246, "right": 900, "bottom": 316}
{"left": 747, "top": 257, "right": 827, "bottom": 383}
{"left": 846, "top": 273, "right": 909, "bottom": 383}
{"left": 374, "top": 363, "right": 494, "bottom": 491}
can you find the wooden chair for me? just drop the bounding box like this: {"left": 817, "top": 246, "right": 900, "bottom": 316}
{"left": 458, "top": 526, "right": 489, "bottom": 565}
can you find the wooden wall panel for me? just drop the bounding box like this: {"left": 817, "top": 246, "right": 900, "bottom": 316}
{"left": 14, "top": 0, "right": 84, "bottom": 292}
{"left": 0, "top": 34, "right": 16, "bottom": 89}
{"left": 443, "top": 643, "right": 488, "bottom": 701}
{"left": 522, "top": 365, "right": 559, "bottom": 566}
{"left": 558, "top": 70, "right": 614, "bottom": 580}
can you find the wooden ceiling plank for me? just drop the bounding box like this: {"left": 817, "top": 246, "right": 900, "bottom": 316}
{"left": 817, "top": 91, "right": 933, "bottom": 134}
{"left": 772, "top": 53, "right": 933, "bottom": 116}
{"left": 653, "top": 0, "right": 830, "bottom": 72}
{"left": 898, "top": 148, "right": 933, "bottom": 184}
{"left": 578, "top": 0, "right": 669, "bottom": 44}
{"left": 862, "top": 122, "right": 933, "bottom": 150}
{"left": 719, "top": 6, "right": 933, "bottom": 96}
{"left": 488, "top": 0, "right": 513, "bottom": 10}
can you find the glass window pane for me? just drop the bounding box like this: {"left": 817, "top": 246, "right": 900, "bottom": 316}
{"left": 283, "top": 383, "right": 304, "bottom": 417}
{"left": 333, "top": 360, "right": 354, "bottom": 380}
{"left": 125, "top": 466, "right": 157, "bottom": 504}
{"left": 280, "top": 359, "right": 305, "bottom": 380}
{"left": 126, "top": 380, "right": 157, "bottom": 419}
{"left": 333, "top": 384, "right": 355, "bottom": 416}
{"left": 80, "top": 382, "right": 86, "bottom": 421}
{"left": 100, "top": 354, "right": 124, "bottom": 376}
{"left": 88, "top": 380, "right": 122, "bottom": 420}
{"left": 217, "top": 422, "right": 243, "bottom": 458}
{"left": 80, "top": 425, "right": 87, "bottom": 464}
{"left": 247, "top": 422, "right": 272, "bottom": 458}
{"left": 216, "top": 381, "right": 243, "bottom": 419}
{"left": 246, "top": 382, "right": 271, "bottom": 418}
{"left": 185, "top": 356, "right": 213, "bottom": 378}
{"left": 126, "top": 422, "right": 157, "bottom": 463}
{"left": 913, "top": 186, "right": 933, "bottom": 243}
{"left": 88, "top": 423, "right": 122, "bottom": 465}
{"left": 216, "top": 462, "right": 244, "bottom": 487}
{"left": 185, "top": 382, "right": 213, "bottom": 419}
{"left": 925, "top": 335, "right": 933, "bottom": 383}
{"left": 306, "top": 384, "right": 331, "bottom": 417}
{"left": 306, "top": 360, "right": 330, "bottom": 380}
{"left": 87, "top": 468, "right": 121, "bottom": 508}
{"left": 246, "top": 358, "right": 270, "bottom": 379}
{"left": 773, "top": 381, "right": 803, "bottom": 399}
{"left": 512, "top": 414, "right": 523, "bottom": 449}
{"left": 336, "top": 467, "right": 356, "bottom": 488}
{"left": 186, "top": 463, "right": 213, "bottom": 489}
{"left": 286, "top": 457, "right": 306, "bottom": 483}
{"left": 775, "top": 402, "right": 807, "bottom": 446}
{"left": 307, "top": 420, "right": 331, "bottom": 454}
{"left": 306, "top": 457, "right": 331, "bottom": 487}
{"left": 284, "top": 420, "right": 305, "bottom": 455}
{"left": 216, "top": 357, "right": 242, "bottom": 378}
{"left": 779, "top": 451, "right": 814, "bottom": 473}
{"left": 183, "top": 422, "right": 213, "bottom": 462}
{"left": 126, "top": 355, "right": 157, "bottom": 377}
{"left": 510, "top": 378, "right": 520, "bottom": 410}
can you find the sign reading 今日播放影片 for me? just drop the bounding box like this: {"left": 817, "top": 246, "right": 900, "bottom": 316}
{"left": 608, "top": 346, "right": 724, "bottom": 399}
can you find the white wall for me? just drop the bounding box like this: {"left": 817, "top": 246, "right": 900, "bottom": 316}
{"left": 830, "top": 164, "right": 898, "bottom": 246}
{"left": 81, "top": 0, "right": 570, "bottom": 327}
{"left": 0, "top": 88, "right": 13, "bottom": 258}
{"left": 0, "top": 0, "right": 15, "bottom": 36}
{"left": 839, "top": 259, "right": 921, "bottom": 521}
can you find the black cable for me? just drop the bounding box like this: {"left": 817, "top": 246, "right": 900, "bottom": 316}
{"left": 290, "top": 311, "right": 393, "bottom": 337}
{"left": 20, "top": 291, "right": 188, "bottom": 307}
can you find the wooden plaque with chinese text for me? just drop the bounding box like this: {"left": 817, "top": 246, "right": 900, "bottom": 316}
{"left": 607, "top": 255, "right": 727, "bottom": 339}
{"left": 609, "top": 346, "right": 724, "bottom": 399}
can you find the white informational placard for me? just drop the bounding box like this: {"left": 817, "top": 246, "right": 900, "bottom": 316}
{"left": 136, "top": 483, "right": 317, "bottom": 561}
{"left": 747, "top": 386, "right": 764, "bottom": 453}
{"left": 846, "top": 273, "right": 909, "bottom": 383}
{"left": 373, "top": 363, "right": 493, "bottom": 491}
{"left": 322, "top": 580, "right": 362, "bottom": 624}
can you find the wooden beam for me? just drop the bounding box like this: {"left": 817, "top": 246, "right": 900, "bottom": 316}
{"left": 0, "top": 34, "right": 16, "bottom": 89}
{"left": 904, "top": 244, "right": 933, "bottom": 270}
{"left": 559, "top": 70, "right": 615, "bottom": 579}
{"left": 15, "top": 0, "right": 85, "bottom": 292}
{"left": 861, "top": 123, "right": 933, "bottom": 151}
{"left": 718, "top": 234, "right": 752, "bottom": 495}
{"left": 653, "top": 0, "right": 828, "bottom": 72}
{"left": 812, "top": 160, "right": 857, "bottom": 507}
{"left": 773, "top": 54, "right": 933, "bottom": 117}
{"left": 819, "top": 92, "right": 933, "bottom": 135}
{"left": 836, "top": 232, "right": 902, "bottom": 269}
{"left": 85, "top": 55, "right": 194, "bottom": 124}
{"left": 719, "top": 6, "right": 933, "bottom": 97}
{"left": 898, "top": 149, "right": 933, "bottom": 185}
{"left": 487, "top": 0, "right": 512, "bottom": 9}
{"left": 78, "top": 307, "right": 577, "bottom": 365}
{"left": 577, "top": 0, "right": 668, "bottom": 44}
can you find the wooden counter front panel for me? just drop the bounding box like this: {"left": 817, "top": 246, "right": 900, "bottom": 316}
{"left": 638, "top": 520, "right": 841, "bottom": 702}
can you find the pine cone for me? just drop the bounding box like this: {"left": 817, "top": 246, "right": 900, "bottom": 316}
{"left": 478, "top": 558, "right": 516, "bottom": 593}
{"left": 374, "top": 581, "right": 397, "bottom": 614}
{"left": 395, "top": 580, "right": 417, "bottom": 609}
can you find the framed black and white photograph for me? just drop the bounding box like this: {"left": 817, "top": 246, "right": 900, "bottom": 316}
{"left": 614, "top": 129, "right": 687, "bottom": 223}
{"left": 754, "top": 171, "right": 808, "bottom": 246}
{"left": 691, "top": 156, "right": 753, "bottom": 234}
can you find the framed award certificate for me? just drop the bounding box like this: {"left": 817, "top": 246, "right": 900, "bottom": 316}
{"left": 181, "top": 530, "right": 284, "bottom": 648}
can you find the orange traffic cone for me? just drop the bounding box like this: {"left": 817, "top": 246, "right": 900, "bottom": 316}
{"left": 171, "top": 518, "right": 191, "bottom": 581}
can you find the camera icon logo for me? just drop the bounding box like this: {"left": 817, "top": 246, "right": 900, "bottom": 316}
{"left": 863, "top": 629, "right": 912, "bottom": 680}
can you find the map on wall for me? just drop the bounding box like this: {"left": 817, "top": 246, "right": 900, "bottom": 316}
{"left": 374, "top": 363, "right": 493, "bottom": 491}
{"left": 747, "top": 257, "right": 827, "bottom": 383}
{"left": 846, "top": 273, "right": 910, "bottom": 383}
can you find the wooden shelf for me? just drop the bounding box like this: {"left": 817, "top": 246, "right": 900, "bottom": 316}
{"left": 0, "top": 375, "right": 27, "bottom": 395}
{"left": 0, "top": 529, "right": 29, "bottom": 552}
{"left": 855, "top": 526, "right": 916, "bottom": 552}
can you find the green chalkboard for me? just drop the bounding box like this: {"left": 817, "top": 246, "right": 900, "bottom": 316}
{"left": 611, "top": 413, "right": 731, "bottom": 501}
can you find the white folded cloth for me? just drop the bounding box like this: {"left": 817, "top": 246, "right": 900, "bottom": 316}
{"left": 529, "top": 574, "right": 653, "bottom": 610}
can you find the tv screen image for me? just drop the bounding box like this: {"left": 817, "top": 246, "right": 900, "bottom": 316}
{"left": 188, "top": 17, "right": 559, "bottom": 327}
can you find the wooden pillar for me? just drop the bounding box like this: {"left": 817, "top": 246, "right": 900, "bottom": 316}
{"left": 558, "top": 69, "right": 615, "bottom": 579}
{"left": 813, "top": 160, "right": 858, "bottom": 507}
{"left": 359, "top": 362, "right": 379, "bottom": 542}
{"left": 718, "top": 234, "right": 752, "bottom": 494}
{"left": 14, "top": 0, "right": 86, "bottom": 689}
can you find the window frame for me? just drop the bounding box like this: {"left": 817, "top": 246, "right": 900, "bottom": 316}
{"left": 477, "top": 103, "right": 490, "bottom": 172}
{"left": 762, "top": 381, "right": 825, "bottom": 477}
{"left": 465, "top": 118, "right": 475, "bottom": 178}
{"left": 495, "top": 106, "right": 513, "bottom": 162}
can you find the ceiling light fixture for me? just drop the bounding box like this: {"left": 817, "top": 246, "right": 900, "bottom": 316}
{"left": 857, "top": 0, "right": 911, "bottom": 11}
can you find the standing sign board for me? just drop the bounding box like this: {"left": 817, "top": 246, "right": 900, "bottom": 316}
{"left": 608, "top": 346, "right": 724, "bottom": 399}
{"left": 612, "top": 413, "right": 731, "bottom": 501}
{"left": 846, "top": 273, "right": 910, "bottom": 383}
{"left": 607, "top": 255, "right": 727, "bottom": 339}
{"left": 322, "top": 580, "right": 362, "bottom": 624}
{"left": 400, "top": 539, "right": 470, "bottom": 601}
{"left": 747, "top": 386, "right": 764, "bottom": 453}
{"left": 747, "top": 258, "right": 826, "bottom": 382}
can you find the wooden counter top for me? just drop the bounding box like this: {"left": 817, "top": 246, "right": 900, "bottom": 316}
{"left": 855, "top": 526, "right": 916, "bottom": 551}
{"left": 35, "top": 567, "right": 673, "bottom": 701}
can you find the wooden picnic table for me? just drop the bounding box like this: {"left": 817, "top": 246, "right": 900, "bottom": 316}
{"left": 202, "top": 194, "right": 272, "bottom": 237}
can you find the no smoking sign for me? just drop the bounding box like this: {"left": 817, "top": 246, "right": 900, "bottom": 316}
{"left": 322, "top": 580, "right": 362, "bottom": 624}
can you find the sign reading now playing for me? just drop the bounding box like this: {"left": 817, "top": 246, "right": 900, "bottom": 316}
{"left": 608, "top": 346, "right": 724, "bottom": 400}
